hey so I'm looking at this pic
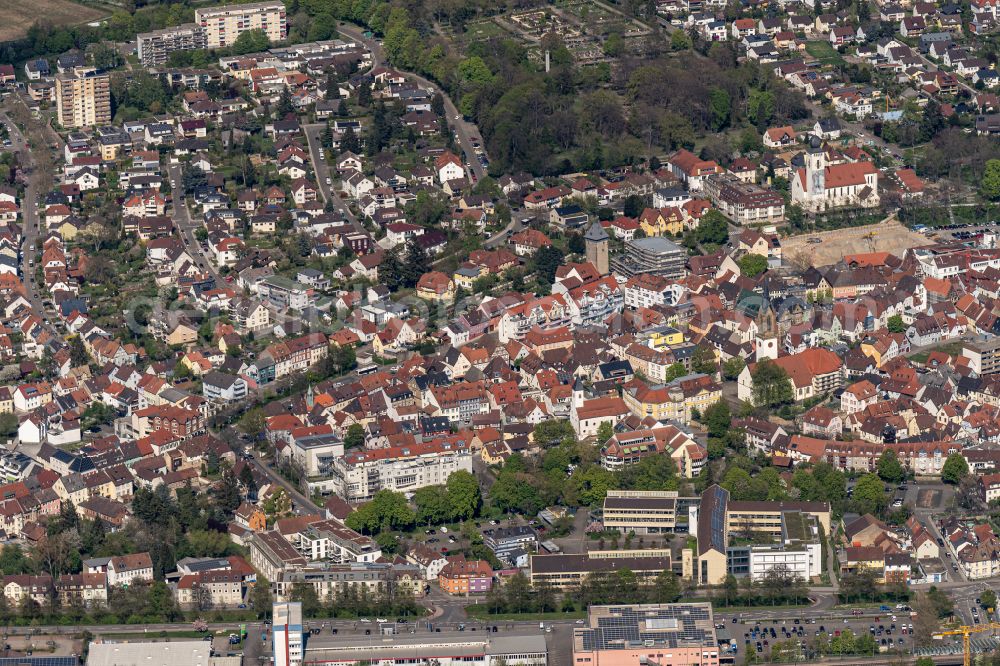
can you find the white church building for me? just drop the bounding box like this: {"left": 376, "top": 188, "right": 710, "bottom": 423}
{"left": 791, "top": 137, "right": 879, "bottom": 212}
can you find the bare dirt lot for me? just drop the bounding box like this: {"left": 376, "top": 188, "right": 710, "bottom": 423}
{"left": 782, "top": 218, "right": 930, "bottom": 267}
{"left": 0, "top": 0, "right": 106, "bottom": 42}
{"left": 917, "top": 488, "right": 942, "bottom": 509}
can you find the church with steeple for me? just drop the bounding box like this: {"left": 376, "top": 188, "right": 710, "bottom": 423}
{"left": 790, "top": 135, "right": 880, "bottom": 212}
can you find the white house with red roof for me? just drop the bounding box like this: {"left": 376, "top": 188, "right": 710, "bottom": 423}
{"left": 435, "top": 151, "right": 465, "bottom": 184}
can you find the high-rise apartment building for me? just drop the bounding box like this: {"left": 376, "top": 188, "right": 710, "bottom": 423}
{"left": 272, "top": 601, "right": 303, "bottom": 666}
{"left": 55, "top": 68, "right": 111, "bottom": 129}
{"left": 137, "top": 24, "right": 208, "bottom": 68}
{"left": 194, "top": 1, "right": 287, "bottom": 49}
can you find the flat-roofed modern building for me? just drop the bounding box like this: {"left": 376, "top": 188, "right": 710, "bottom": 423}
{"left": 726, "top": 498, "right": 831, "bottom": 537}
{"left": 195, "top": 1, "right": 287, "bottom": 49}
{"left": 602, "top": 489, "right": 679, "bottom": 534}
{"left": 55, "top": 68, "right": 111, "bottom": 129}
{"left": 87, "top": 641, "right": 230, "bottom": 666}
{"left": 301, "top": 632, "right": 547, "bottom": 666}
{"left": 611, "top": 236, "right": 687, "bottom": 279}
{"left": 137, "top": 24, "right": 207, "bottom": 68}
{"left": 696, "top": 484, "right": 830, "bottom": 585}
{"left": 962, "top": 337, "right": 1000, "bottom": 375}
{"left": 273, "top": 602, "right": 304, "bottom": 666}
{"left": 573, "top": 603, "right": 723, "bottom": 666}
{"left": 530, "top": 550, "right": 672, "bottom": 590}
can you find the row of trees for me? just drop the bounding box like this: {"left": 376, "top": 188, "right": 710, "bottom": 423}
{"left": 344, "top": 471, "right": 482, "bottom": 534}
{"left": 0, "top": 579, "right": 185, "bottom": 626}
{"left": 480, "top": 569, "right": 682, "bottom": 615}
{"left": 286, "top": 579, "right": 421, "bottom": 619}
{"left": 714, "top": 566, "right": 810, "bottom": 607}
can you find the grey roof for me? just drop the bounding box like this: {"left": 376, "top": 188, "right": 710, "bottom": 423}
{"left": 585, "top": 221, "right": 609, "bottom": 243}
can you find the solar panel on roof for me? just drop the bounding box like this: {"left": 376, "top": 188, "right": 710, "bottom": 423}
{"left": 0, "top": 658, "right": 78, "bottom": 666}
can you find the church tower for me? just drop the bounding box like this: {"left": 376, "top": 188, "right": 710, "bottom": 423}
{"left": 806, "top": 135, "right": 826, "bottom": 198}
{"left": 585, "top": 221, "right": 610, "bottom": 276}
{"left": 754, "top": 285, "right": 779, "bottom": 361}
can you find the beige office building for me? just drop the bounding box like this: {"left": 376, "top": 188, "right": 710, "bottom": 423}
{"left": 195, "top": 1, "right": 287, "bottom": 49}
{"left": 55, "top": 68, "right": 111, "bottom": 129}
{"left": 602, "top": 490, "right": 679, "bottom": 534}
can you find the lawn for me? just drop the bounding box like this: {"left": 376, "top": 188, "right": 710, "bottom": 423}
{"left": 98, "top": 631, "right": 217, "bottom": 640}
{"left": 805, "top": 40, "right": 846, "bottom": 65}
{"left": 0, "top": 0, "right": 107, "bottom": 41}
{"left": 463, "top": 20, "right": 510, "bottom": 41}
{"left": 909, "top": 340, "right": 965, "bottom": 365}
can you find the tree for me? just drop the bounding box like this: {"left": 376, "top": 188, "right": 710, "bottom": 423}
{"left": 231, "top": 29, "right": 270, "bottom": 56}
{"left": 618, "top": 454, "right": 678, "bottom": 492}
{"left": 623, "top": 195, "right": 647, "bottom": 219}
{"left": 251, "top": 575, "right": 273, "bottom": 619}
{"left": 239, "top": 408, "right": 266, "bottom": 440}
{"left": 413, "top": 485, "right": 450, "bottom": 525}
{"left": 857, "top": 0, "right": 871, "bottom": 22}
{"left": 977, "top": 159, "right": 1000, "bottom": 201}
{"left": 738, "top": 253, "right": 769, "bottom": 278}
{"left": 722, "top": 467, "right": 756, "bottom": 501}
{"left": 402, "top": 239, "right": 430, "bottom": 288}
{"left": 344, "top": 423, "right": 366, "bottom": 449}
{"left": 0, "top": 413, "right": 17, "bottom": 437}
{"left": 532, "top": 245, "right": 565, "bottom": 285}
{"left": 695, "top": 210, "right": 730, "bottom": 246}
{"left": 570, "top": 465, "right": 615, "bottom": 506}
{"left": 886, "top": 315, "right": 906, "bottom": 333}
{"left": 852, "top": 473, "right": 887, "bottom": 516}
{"left": 446, "top": 470, "right": 481, "bottom": 521}
{"left": 664, "top": 362, "right": 687, "bottom": 382}
{"left": 876, "top": 450, "right": 905, "bottom": 483}
{"left": 534, "top": 420, "right": 576, "bottom": 447}
{"left": 380, "top": 248, "right": 404, "bottom": 291}
{"left": 596, "top": 421, "right": 615, "bottom": 444}
{"left": 690, "top": 344, "right": 717, "bottom": 375}
{"left": 751, "top": 359, "right": 794, "bottom": 407}
{"left": 344, "top": 490, "right": 415, "bottom": 534}
{"left": 722, "top": 356, "right": 745, "bottom": 381}
{"left": 941, "top": 452, "right": 969, "bottom": 484}
{"left": 709, "top": 88, "right": 731, "bottom": 131}
{"left": 702, "top": 400, "right": 731, "bottom": 439}
{"left": 341, "top": 126, "right": 361, "bottom": 154}
{"left": 982, "top": 589, "right": 997, "bottom": 610}
{"left": 69, "top": 335, "right": 90, "bottom": 367}
{"left": 289, "top": 581, "right": 321, "bottom": 617}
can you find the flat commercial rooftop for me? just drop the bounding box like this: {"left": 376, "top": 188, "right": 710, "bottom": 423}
{"left": 87, "top": 642, "right": 214, "bottom": 666}
{"left": 303, "top": 633, "right": 547, "bottom": 662}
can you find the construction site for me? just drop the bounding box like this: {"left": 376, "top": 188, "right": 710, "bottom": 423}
{"left": 782, "top": 217, "right": 931, "bottom": 267}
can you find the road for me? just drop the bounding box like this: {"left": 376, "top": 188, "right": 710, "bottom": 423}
{"left": 248, "top": 455, "right": 322, "bottom": 516}
{"left": 301, "top": 123, "right": 362, "bottom": 232}
{"left": 1, "top": 109, "right": 60, "bottom": 338}
{"left": 166, "top": 162, "right": 223, "bottom": 283}
{"left": 336, "top": 22, "right": 487, "bottom": 182}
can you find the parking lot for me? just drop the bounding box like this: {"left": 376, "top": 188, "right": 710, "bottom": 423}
{"left": 714, "top": 608, "right": 918, "bottom": 663}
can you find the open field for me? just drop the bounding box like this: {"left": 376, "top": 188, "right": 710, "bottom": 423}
{"left": 804, "top": 40, "right": 846, "bottom": 65}
{"left": 782, "top": 218, "right": 930, "bottom": 266}
{"left": 0, "top": 0, "right": 107, "bottom": 42}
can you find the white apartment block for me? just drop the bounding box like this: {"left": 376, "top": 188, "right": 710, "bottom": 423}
{"left": 747, "top": 543, "right": 821, "bottom": 581}
{"left": 295, "top": 519, "right": 382, "bottom": 564}
{"left": 137, "top": 24, "right": 207, "bottom": 68}
{"left": 329, "top": 440, "right": 473, "bottom": 502}
{"left": 195, "top": 1, "right": 287, "bottom": 49}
